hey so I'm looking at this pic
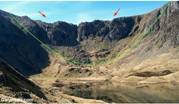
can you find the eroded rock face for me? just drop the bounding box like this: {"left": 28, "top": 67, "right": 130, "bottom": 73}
{"left": 18, "top": 16, "right": 50, "bottom": 44}
{"left": 47, "top": 22, "right": 78, "bottom": 46}
{"left": 140, "top": 1, "right": 179, "bottom": 50}
{"left": 36, "top": 21, "right": 78, "bottom": 46}
{"left": 77, "top": 17, "right": 139, "bottom": 42}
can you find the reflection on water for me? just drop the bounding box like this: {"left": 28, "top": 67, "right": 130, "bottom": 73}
{"left": 62, "top": 81, "right": 179, "bottom": 103}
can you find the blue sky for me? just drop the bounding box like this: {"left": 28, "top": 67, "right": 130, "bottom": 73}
{"left": 0, "top": 1, "right": 167, "bottom": 24}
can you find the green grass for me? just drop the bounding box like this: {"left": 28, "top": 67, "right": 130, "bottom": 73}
{"left": 93, "top": 58, "right": 107, "bottom": 66}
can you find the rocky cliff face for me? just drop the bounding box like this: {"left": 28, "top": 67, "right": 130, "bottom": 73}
{"left": 134, "top": 1, "right": 179, "bottom": 56}
{"left": 0, "top": 1, "right": 179, "bottom": 76}
{"left": 36, "top": 21, "right": 78, "bottom": 46}
{"left": 18, "top": 16, "right": 50, "bottom": 44}
{"left": 77, "top": 16, "right": 141, "bottom": 42}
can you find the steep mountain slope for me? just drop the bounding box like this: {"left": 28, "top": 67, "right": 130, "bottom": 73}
{"left": 0, "top": 11, "right": 49, "bottom": 76}
{"left": 107, "top": 1, "right": 179, "bottom": 83}
{"left": 0, "top": 57, "right": 47, "bottom": 103}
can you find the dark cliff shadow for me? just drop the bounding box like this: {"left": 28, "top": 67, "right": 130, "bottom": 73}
{"left": 0, "top": 15, "right": 50, "bottom": 76}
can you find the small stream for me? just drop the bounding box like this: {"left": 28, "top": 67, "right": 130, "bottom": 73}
{"left": 61, "top": 81, "right": 179, "bottom": 103}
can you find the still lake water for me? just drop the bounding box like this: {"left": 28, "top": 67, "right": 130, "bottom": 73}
{"left": 62, "top": 81, "right": 179, "bottom": 103}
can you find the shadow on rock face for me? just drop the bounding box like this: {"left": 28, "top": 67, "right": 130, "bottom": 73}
{"left": 0, "top": 15, "right": 50, "bottom": 76}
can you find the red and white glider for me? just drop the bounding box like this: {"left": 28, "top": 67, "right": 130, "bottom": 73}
{"left": 113, "top": 8, "right": 120, "bottom": 17}
{"left": 39, "top": 11, "right": 46, "bottom": 17}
